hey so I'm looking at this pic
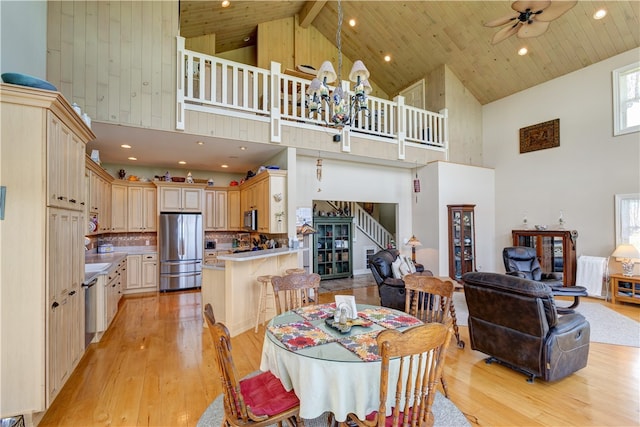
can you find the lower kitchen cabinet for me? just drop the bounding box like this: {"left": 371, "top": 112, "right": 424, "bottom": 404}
{"left": 97, "top": 258, "right": 127, "bottom": 336}
{"left": 125, "top": 253, "right": 158, "bottom": 294}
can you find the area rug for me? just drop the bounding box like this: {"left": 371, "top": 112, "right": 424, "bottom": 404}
{"left": 318, "top": 274, "right": 376, "bottom": 294}
{"left": 198, "top": 387, "right": 470, "bottom": 427}
{"left": 452, "top": 292, "right": 640, "bottom": 347}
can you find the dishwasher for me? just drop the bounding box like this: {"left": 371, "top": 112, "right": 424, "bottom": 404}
{"left": 82, "top": 277, "right": 98, "bottom": 348}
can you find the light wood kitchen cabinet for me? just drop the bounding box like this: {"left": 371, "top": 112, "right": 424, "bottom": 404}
{"left": 47, "top": 112, "right": 86, "bottom": 211}
{"left": 125, "top": 253, "right": 158, "bottom": 293}
{"left": 156, "top": 182, "right": 205, "bottom": 212}
{"left": 86, "top": 158, "right": 114, "bottom": 235}
{"left": 111, "top": 184, "right": 128, "bottom": 232}
{"left": 97, "top": 258, "right": 127, "bottom": 334}
{"left": 47, "top": 208, "right": 85, "bottom": 402}
{"left": 205, "top": 189, "right": 228, "bottom": 230}
{"left": 0, "top": 84, "right": 94, "bottom": 417}
{"left": 239, "top": 170, "right": 287, "bottom": 234}
{"left": 227, "top": 189, "right": 241, "bottom": 230}
{"left": 127, "top": 184, "right": 157, "bottom": 232}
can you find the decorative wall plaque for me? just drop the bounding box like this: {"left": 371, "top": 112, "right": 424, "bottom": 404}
{"left": 519, "top": 118, "right": 560, "bottom": 153}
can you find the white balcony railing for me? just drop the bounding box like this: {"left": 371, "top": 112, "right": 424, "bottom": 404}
{"left": 176, "top": 37, "right": 447, "bottom": 156}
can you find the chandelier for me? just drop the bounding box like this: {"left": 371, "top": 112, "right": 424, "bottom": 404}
{"left": 306, "top": 0, "right": 371, "bottom": 127}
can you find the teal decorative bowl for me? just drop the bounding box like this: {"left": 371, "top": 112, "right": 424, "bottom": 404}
{"left": 1, "top": 73, "right": 57, "bottom": 91}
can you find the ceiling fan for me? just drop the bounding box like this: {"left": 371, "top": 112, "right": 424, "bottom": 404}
{"left": 485, "top": 0, "right": 578, "bottom": 44}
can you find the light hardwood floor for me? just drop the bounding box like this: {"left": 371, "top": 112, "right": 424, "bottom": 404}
{"left": 39, "top": 283, "right": 640, "bottom": 427}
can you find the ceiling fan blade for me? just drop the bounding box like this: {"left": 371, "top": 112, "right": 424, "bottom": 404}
{"left": 517, "top": 20, "right": 550, "bottom": 38}
{"left": 492, "top": 24, "right": 520, "bottom": 44}
{"left": 485, "top": 12, "right": 519, "bottom": 27}
{"left": 512, "top": 0, "right": 550, "bottom": 13}
{"left": 535, "top": 0, "right": 578, "bottom": 22}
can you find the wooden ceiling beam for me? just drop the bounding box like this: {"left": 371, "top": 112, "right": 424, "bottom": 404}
{"left": 299, "top": 0, "right": 326, "bottom": 28}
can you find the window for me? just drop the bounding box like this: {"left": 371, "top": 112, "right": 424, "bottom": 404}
{"left": 613, "top": 62, "right": 640, "bottom": 136}
{"left": 615, "top": 193, "right": 640, "bottom": 253}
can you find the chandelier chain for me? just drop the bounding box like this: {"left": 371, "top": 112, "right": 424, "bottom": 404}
{"left": 336, "top": 0, "right": 343, "bottom": 84}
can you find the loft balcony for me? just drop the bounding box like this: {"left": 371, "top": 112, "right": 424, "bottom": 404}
{"left": 176, "top": 37, "right": 448, "bottom": 163}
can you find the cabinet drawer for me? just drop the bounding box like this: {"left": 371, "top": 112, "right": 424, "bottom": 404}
{"left": 143, "top": 253, "right": 158, "bottom": 261}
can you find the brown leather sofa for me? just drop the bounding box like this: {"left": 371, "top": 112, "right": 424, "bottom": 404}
{"left": 369, "top": 249, "right": 428, "bottom": 310}
{"left": 462, "top": 271, "right": 590, "bottom": 382}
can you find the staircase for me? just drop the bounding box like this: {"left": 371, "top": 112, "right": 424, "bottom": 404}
{"left": 326, "top": 201, "right": 393, "bottom": 250}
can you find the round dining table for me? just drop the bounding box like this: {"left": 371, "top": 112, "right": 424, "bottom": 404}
{"left": 259, "top": 303, "right": 423, "bottom": 422}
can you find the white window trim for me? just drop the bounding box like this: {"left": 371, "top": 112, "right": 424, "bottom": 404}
{"left": 614, "top": 193, "right": 640, "bottom": 253}
{"left": 612, "top": 62, "right": 640, "bottom": 136}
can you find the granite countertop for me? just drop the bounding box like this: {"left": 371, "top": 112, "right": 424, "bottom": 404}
{"left": 84, "top": 246, "right": 158, "bottom": 284}
{"left": 216, "top": 247, "right": 303, "bottom": 262}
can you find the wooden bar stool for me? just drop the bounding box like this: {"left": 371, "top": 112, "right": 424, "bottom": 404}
{"left": 285, "top": 268, "right": 305, "bottom": 275}
{"left": 254, "top": 275, "right": 275, "bottom": 333}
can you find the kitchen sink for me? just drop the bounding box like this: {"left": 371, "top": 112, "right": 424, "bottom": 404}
{"left": 84, "top": 262, "right": 111, "bottom": 273}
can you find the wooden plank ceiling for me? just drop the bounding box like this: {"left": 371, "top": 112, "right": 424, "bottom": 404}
{"left": 180, "top": 0, "right": 640, "bottom": 105}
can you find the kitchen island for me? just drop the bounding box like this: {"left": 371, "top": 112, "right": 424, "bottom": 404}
{"left": 202, "top": 247, "right": 304, "bottom": 336}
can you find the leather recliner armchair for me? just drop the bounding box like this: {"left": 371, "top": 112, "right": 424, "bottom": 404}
{"left": 462, "top": 271, "right": 590, "bottom": 382}
{"left": 369, "top": 249, "right": 428, "bottom": 310}
{"left": 503, "top": 246, "right": 588, "bottom": 313}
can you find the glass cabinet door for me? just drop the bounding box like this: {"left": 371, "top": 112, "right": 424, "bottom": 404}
{"left": 448, "top": 205, "right": 476, "bottom": 281}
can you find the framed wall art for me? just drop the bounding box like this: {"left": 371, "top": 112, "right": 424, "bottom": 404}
{"left": 519, "top": 118, "right": 560, "bottom": 153}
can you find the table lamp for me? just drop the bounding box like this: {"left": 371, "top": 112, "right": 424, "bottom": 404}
{"left": 611, "top": 244, "right": 640, "bottom": 277}
{"left": 406, "top": 235, "right": 422, "bottom": 263}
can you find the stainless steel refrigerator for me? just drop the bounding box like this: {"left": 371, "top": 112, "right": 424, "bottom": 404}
{"left": 159, "top": 213, "right": 203, "bottom": 291}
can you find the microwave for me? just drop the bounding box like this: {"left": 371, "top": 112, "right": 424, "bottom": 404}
{"left": 244, "top": 209, "right": 258, "bottom": 231}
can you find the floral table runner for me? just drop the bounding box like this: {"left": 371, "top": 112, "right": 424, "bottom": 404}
{"left": 359, "top": 308, "right": 422, "bottom": 329}
{"left": 337, "top": 330, "right": 382, "bottom": 362}
{"left": 293, "top": 303, "right": 337, "bottom": 321}
{"left": 267, "top": 321, "right": 336, "bottom": 351}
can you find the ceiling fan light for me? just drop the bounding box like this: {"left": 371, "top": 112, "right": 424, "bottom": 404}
{"left": 317, "top": 61, "right": 337, "bottom": 84}
{"left": 518, "top": 47, "right": 528, "bottom": 55}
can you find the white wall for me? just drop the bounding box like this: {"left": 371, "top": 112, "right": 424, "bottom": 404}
{"left": 483, "top": 48, "right": 640, "bottom": 270}
{"left": 295, "top": 155, "right": 415, "bottom": 264}
{"left": 0, "top": 1, "right": 47, "bottom": 78}
{"left": 418, "top": 161, "right": 495, "bottom": 276}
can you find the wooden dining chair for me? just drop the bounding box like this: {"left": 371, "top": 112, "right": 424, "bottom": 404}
{"left": 344, "top": 322, "right": 453, "bottom": 427}
{"left": 403, "top": 274, "right": 455, "bottom": 398}
{"left": 203, "top": 304, "right": 302, "bottom": 427}
{"left": 270, "top": 273, "right": 321, "bottom": 314}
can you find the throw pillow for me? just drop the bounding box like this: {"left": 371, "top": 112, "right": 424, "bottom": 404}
{"left": 399, "top": 261, "right": 410, "bottom": 277}
{"left": 404, "top": 256, "right": 417, "bottom": 274}
{"left": 391, "top": 256, "right": 404, "bottom": 279}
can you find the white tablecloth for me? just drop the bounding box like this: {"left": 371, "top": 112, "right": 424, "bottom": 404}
{"left": 259, "top": 305, "right": 419, "bottom": 422}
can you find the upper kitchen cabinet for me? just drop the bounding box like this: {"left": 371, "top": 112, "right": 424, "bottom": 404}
{"left": 85, "top": 157, "right": 113, "bottom": 234}
{"left": 127, "top": 183, "right": 157, "bottom": 232}
{"left": 227, "top": 189, "right": 241, "bottom": 230}
{"left": 110, "top": 183, "right": 128, "bottom": 232}
{"left": 155, "top": 182, "right": 205, "bottom": 213}
{"left": 1, "top": 84, "right": 95, "bottom": 417}
{"left": 240, "top": 170, "right": 287, "bottom": 234}
{"left": 204, "top": 189, "right": 228, "bottom": 231}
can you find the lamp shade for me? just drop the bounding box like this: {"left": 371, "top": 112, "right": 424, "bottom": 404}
{"left": 317, "top": 61, "right": 337, "bottom": 83}
{"left": 307, "top": 78, "right": 322, "bottom": 97}
{"left": 361, "top": 79, "right": 373, "bottom": 95}
{"left": 611, "top": 244, "right": 640, "bottom": 259}
{"left": 406, "top": 235, "right": 422, "bottom": 247}
{"left": 349, "top": 60, "right": 370, "bottom": 82}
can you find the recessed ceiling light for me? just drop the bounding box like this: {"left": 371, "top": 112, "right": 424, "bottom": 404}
{"left": 243, "top": 36, "right": 250, "bottom": 42}
{"left": 384, "top": 55, "right": 391, "bottom": 62}
{"left": 196, "top": 141, "right": 204, "bottom": 145}
{"left": 349, "top": 19, "right": 356, "bottom": 27}
{"left": 178, "top": 161, "right": 186, "bottom": 165}
{"left": 239, "top": 146, "right": 247, "bottom": 150}
{"left": 518, "top": 47, "right": 528, "bottom": 56}
{"left": 128, "top": 157, "right": 137, "bottom": 161}
{"left": 121, "top": 144, "right": 131, "bottom": 149}
{"left": 221, "top": 0, "right": 230, "bottom": 8}
{"left": 593, "top": 9, "right": 607, "bottom": 20}
{"left": 221, "top": 164, "right": 229, "bottom": 168}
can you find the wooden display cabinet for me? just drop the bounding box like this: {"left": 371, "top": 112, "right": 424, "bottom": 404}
{"left": 511, "top": 229, "right": 578, "bottom": 287}
{"left": 313, "top": 216, "right": 353, "bottom": 280}
{"left": 448, "top": 205, "right": 476, "bottom": 281}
